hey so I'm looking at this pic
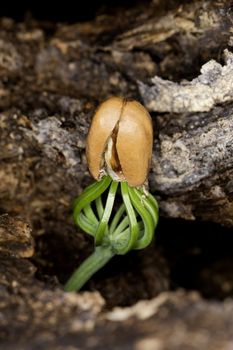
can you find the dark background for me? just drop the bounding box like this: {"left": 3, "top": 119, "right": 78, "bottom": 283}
{"left": 0, "top": 0, "right": 147, "bottom": 22}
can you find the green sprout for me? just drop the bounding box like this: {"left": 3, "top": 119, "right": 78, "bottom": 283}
{"left": 64, "top": 176, "right": 158, "bottom": 291}
{"left": 64, "top": 97, "right": 159, "bottom": 292}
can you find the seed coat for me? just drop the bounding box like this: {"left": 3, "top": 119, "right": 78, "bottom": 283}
{"left": 86, "top": 97, "right": 153, "bottom": 187}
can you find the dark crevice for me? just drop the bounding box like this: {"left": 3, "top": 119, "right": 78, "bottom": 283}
{"left": 157, "top": 218, "right": 233, "bottom": 300}
{"left": 32, "top": 216, "right": 233, "bottom": 307}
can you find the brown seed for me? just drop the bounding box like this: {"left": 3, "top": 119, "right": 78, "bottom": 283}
{"left": 86, "top": 97, "right": 153, "bottom": 187}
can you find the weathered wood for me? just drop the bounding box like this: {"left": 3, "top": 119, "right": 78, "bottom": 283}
{"left": 1, "top": 0, "right": 233, "bottom": 226}
{"left": 1, "top": 1, "right": 233, "bottom": 349}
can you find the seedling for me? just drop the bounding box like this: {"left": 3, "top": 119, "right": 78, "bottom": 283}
{"left": 65, "top": 97, "right": 159, "bottom": 291}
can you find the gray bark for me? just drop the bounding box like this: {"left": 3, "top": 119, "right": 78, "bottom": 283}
{"left": 1, "top": 1, "right": 233, "bottom": 349}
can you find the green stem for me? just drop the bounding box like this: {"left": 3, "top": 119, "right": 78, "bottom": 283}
{"left": 64, "top": 245, "right": 115, "bottom": 292}
{"left": 118, "top": 182, "right": 139, "bottom": 254}
{"left": 128, "top": 187, "right": 156, "bottom": 249}
{"left": 95, "top": 181, "right": 119, "bottom": 245}
{"left": 73, "top": 176, "right": 112, "bottom": 236}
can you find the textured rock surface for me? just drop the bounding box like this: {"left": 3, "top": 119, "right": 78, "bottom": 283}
{"left": 139, "top": 50, "right": 233, "bottom": 113}
{"left": 0, "top": 0, "right": 233, "bottom": 225}
{"left": 2, "top": 271, "right": 233, "bottom": 350}
{"left": 0, "top": 214, "right": 34, "bottom": 257}
{"left": 1, "top": 0, "right": 233, "bottom": 349}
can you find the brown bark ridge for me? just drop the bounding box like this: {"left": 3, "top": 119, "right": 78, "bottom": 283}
{"left": 0, "top": 215, "right": 233, "bottom": 350}
{"left": 1, "top": 1, "right": 233, "bottom": 349}
{"left": 1, "top": 0, "right": 233, "bottom": 226}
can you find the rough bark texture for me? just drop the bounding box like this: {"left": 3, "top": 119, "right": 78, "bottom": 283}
{"left": 1, "top": 0, "right": 233, "bottom": 226}
{"left": 1, "top": 0, "right": 233, "bottom": 349}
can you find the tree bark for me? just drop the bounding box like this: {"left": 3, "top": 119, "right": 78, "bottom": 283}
{"left": 1, "top": 1, "right": 233, "bottom": 349}
{"left": 0, "top": 0, "right": 233, "bottom": 226}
